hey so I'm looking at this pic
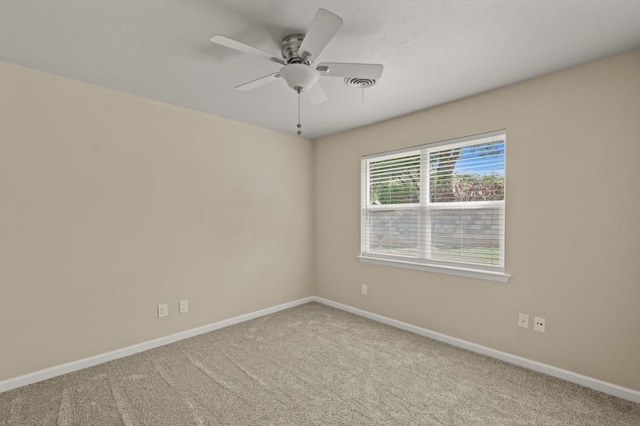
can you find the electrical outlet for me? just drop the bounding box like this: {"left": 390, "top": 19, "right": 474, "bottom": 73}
{"left": 361, "top": 284, "right": 368, "bottom": 295}
{"left": 534, "top": 317, "right": 545, "bottom": 333}
{"left": 518, "top": 313, "right": 529, "bottom": 329}
{"left": 158, "top": 303, "right": 168, "bottom": 318}
{"left": 179, "top": 300, "right": 189, "bottom": 314}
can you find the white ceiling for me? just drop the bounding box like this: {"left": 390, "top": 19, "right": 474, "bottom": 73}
{"left": 2, "top": 1, "right": 640, "bottom": 139}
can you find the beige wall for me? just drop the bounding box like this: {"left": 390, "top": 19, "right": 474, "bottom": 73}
{"left": 0, "top": 62, "right": 315, "bottom": 381}
{"left": 315, "top": 49, "right": 640, "bottom": 391}
{"left": 2, "top": 49, "right": 639, "bottom": 392}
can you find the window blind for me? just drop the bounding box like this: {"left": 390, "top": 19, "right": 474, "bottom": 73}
{"left": 361, "top": 130, "right": 506, "bottom": 273}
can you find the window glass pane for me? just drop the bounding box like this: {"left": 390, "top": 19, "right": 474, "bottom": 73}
{"left": 430, "top": 141, "right": 505, "bottom": 203}
{"left": 368, "top": 209, "right": 419, "bottom": 257}
{"left": 369, "top": 154, "right": 420, "bottom": 205}
{"left": 430, "top": 207, "right": 503, "bottom": 266}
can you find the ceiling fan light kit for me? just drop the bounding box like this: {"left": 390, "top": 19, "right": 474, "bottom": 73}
{"left": 210, "top": 8, "right": 384, "bottom": 135}
{"left": 279, "top": 63, "right": 320, "bottom": 93}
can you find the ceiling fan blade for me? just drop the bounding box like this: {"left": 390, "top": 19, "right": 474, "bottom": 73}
{"left": 317, "top": 62, "right": 384, "bottom": 80}
{"left": 305, "top": 83, "right": 328, "bottom": 104}
{"left": 299, "top": 9, "right": 343, "bottom": 64}
{"left": 235, "top": 72, "right": 281, "bottom": 91}
{"left": 210, "top": 35, "right": 284, "bottom": 64}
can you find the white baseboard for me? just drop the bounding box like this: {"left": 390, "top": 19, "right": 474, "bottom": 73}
{"left": 0, "top": 296, "right": 314, "bottom": 394}
{"left": 2, "top": 295, "right": 639, "bottom": 404}
{"left": 312, "top": 296, "right": 640, "bottom": 404}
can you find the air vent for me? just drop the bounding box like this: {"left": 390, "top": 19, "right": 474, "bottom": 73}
{"left": 344, "top": 77, "right": 376, "bottom": 88}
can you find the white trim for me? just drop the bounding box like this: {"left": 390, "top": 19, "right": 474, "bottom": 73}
{"left": 313, "top": 296, "right": 640, "bottom": 404}
{"left": 358, "top": 255, "right": 510, "bottom": 282}
{"left": 3, "top": 295, "right": 639, "bottom": 404}
{"left": 426, "top": 200, "right": 504, "bottom": 209}
{"left": 366, "top": 203, "right": 418, "bottom": 211}
{"left": 362, "top": 129, "right": 506, "bottom": 160}
{"left": 0, "top": 297, "right": 314, "bottom": 394}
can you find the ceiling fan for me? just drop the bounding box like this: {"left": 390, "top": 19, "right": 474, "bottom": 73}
{"left": 209, "top": 8, "right": 384, "bottom": 106}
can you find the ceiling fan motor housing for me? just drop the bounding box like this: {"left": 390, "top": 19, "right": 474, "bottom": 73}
{"left": 281, "top": 34, "right": 307, "bottom": 64}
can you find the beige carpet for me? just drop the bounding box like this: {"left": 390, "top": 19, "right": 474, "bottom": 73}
{"left": 1, "top": 302, "right": 639, "bottom": 425}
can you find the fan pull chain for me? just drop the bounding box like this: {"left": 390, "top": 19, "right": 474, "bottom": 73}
{"left": 296, "top": 91, "right": 302, "bottom": 136}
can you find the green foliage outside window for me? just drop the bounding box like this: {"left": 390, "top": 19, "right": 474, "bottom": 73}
{"left": 369, "top": 141, "right": 504, "bottom": 205}
{"left": 369, "top": 154, "right": 420, "bottom": 204}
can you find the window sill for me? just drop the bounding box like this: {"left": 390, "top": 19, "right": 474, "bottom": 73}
{"left": 357, "top": 256, "right": 510, "bottom": 283}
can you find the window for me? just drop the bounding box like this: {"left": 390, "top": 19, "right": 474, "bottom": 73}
{"left": 360, "top": 130, "right": 509, "bottom": 282}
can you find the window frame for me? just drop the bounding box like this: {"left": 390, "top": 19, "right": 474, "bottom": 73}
{"left": 359, "top": 130, "right": 510, "bottom": 283}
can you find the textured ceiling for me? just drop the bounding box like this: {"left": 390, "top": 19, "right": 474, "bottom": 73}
{"left": 2, "top": 0, "right": 640, "bottom": 139}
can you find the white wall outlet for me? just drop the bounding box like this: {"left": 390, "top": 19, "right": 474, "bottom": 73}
{"left": 534, "top": 317, "right": 545, "bottom": 333}
{"left": 361, "top": 284, "right": 368, "bottom": 295}
{"left": 158, "top": 303, "right": 168, "bottom": 318}
{"left": 518, "top": 313, "right": 529, "bottom": 329}
{"left": 179, "top": 300, "right": 189, "bottom": 314}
